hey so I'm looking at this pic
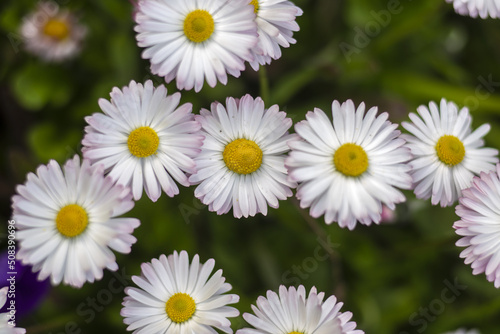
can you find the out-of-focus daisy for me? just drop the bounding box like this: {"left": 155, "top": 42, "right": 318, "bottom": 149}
{"left": 237, "top": 285, "right": 364, "bottom": 334}
{"left": 189, "top": 94, "right": 296, "bottom": 218}
{"left": 0, "top": 287, "right": 26, "bottom": 334}
{"left": 11, "top": 155, "right": 140, "bottom": 288}
{"left": 380, "top": 205, "right": 396, "bottom": 224}
{"left": 82, "top": 80, "right": 203, "bottom": 202}
{"left": 442, "top": 329, "right": 480, "bottom": 334}
{"left": 454, "top": 164, "right": 500, "bottom": 288}
{"left": 121, "top": 251, "right": 239, "bottom": 334}
{"left": 20, "top": 0, "right": 86, "bottom": 62}
{"left": 402, "top": 99, "right": 498, "bottom": 207}
{"left": 248, "top": 0, "right": 303, "bottom": 70}
{"left": 135, "top": 0, "right": 258, "bottom": 92}
{"left": 286, "top": 100, "right": 412, "bottom": 230}
{"left": 446, "top": 0, "right": 499, "bottom": 19}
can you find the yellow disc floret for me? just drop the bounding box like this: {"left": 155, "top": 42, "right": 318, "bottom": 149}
{"left": 165, "top": 293, "right": 196, "bottom": 323}
{"left": 127, "top": 126, "right": 160, "bottom": 158}
{"left": 43, "top": 19, "right": 70, "bottom": 40}
{"left": 435, "top": 135, "right": 465, "bottom": 166}
{"left": 288, "top": 332, "right": 304, "bottom": 334}
{"left": 250, "top": 0, "right": 259, "bottom": 13}
{"left": 183, "top": 10, "right": 215, "bottom": 43}
{"left": 56, "top": 204, "right": 89, "bottom": 238}
{"left": 334, "top": 143, "right": 369, "bottom": 177}
{"left": 223, "top": 138, "right": 263, "bottom": 175}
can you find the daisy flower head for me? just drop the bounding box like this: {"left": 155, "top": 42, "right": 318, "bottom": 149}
{"left": 189, "top": 94, "right": 297, "bottom": 218}
{"left": 286, "top": 100, "right": 412, "bottom": 230}
{"left": 0, "top": 287, "right": 26, "bottom": 334}
{"left": 82, "top": 80, "right": 204, "bottom": 202}
{"left": 446, "top": 0, "right": 500, "bottom": 19}
{"left": 11, "top": 155, "right": 140, "bottom": 288}
{"left": 121, "top": 250, "right": 239, "bottom": 334}
{"left": 454, "top": 164, "right": 500, "bottom": 288}
{"left": 402, "top": 98, "right": 498, "bottom": 207}
{"left": 135, "top": 0, "right": 258, "bottom": 92}
{"left": 248, "top": 0, "right": 303, "bottom": 71}
{"left": 442, "top": 329, "right": 480, "bottom": 334}
{"left": 20, "top": 0, "right": 87, "bottom": 62}
{"left": 237, "top": 285, "right": 364, "bottom": 334}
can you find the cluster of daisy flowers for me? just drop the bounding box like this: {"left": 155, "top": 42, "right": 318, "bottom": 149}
{"left": 9, "top": 0, "right": 500, "bottom": 333}
{"left": 121, "top": 251, "right": 364, "bottom": 334}
{"left": 19, "top": 0, "right": 303, "bottom": 74}
{"left": 9, "top": 77, "right": 500, "bottom": 331}
{"left": 135, "top": 0, "right": 302, "bottom": 92}
{"left": 18, "top": 0, "right": 498, "bottom": 65}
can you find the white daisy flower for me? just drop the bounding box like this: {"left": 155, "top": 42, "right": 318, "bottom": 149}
{"left": 446, "top": 0, "right": 500, "bottom": 19}
{"left": 248, "top": 0, "right": 303, "bottom": 71}
{"left": 20, "top": 0, "right": 87, "bottom": 62}
{"left": 189, "top": 94, "right": 296, "bottom": 218}
{"left": 11, "top": 155, "right": 140, "bottom": 288}
{"left": 121, "top": 251, "right": 239, "bottom": 334}
{"left": 237, "top": 285, "right": 364, "bottom": 334}
{"left": 454, "top": 164, "right": 500, "bottom": 288}
{"left": 0, "top": 287, "right": 26, "bottom": 334}
{"left": 286, "top": 100, "right": 412, "bottom": 230}
{"left": 402, "top": 98, "right": 498, "bottom": 207}
{"left": 82, "top": 80, "right": 204, "bottom": 202}
{"left": 442, "top": 329, "right": 481, "bottom": 334}
{"left": 135, "top": 0, "right": 258, "bottom": 92}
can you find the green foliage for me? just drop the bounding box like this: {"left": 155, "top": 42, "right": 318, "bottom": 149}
{"left": 2, "top": 0, "right": 500, "bottom": 333}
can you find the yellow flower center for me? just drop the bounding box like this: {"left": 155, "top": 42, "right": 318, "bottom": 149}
{"left": 165, "top": 293, "right": 196, "bottom": 323}
{"left": 334, "top": 143, "right": 369, "bottom": 177}
{"left": 435, "top": 135, "right": 465, "bottom": 166}
{"left": 288, "top": 332, "right": 304, "bottom": 334}
{"left": 56, "top": 204, "right": 89, "bottom": 238}
{"left": 127, "top": 126, "right": 160, "bottom": 158}
{"left": 43, "top": 19, "right": 70, "bottom": 41}
{"left": 223, "top": 138, "right": 263, "bottom": 175}
{"left": 250, "top": 0, "right": 259, "bottom": 13}
{"left": 183, "top": 10, "right": 215, "bottom": 43}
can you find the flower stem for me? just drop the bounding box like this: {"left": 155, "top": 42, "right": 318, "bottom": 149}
{"left": 259, "top": 66, "right": 271, "bottom": 103}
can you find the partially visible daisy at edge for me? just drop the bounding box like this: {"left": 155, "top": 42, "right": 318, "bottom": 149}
{"left": 454, "top": 164, "right": 500, "bottom": 288}
{"left": 446, "top": 0, "right": 500, "bottom": 19}
{"left": 189, "top": 94, "right": 296, "bottom": 218}
{"left": 121, "top": 250, "right": 239, "bottom": 334}
{"left": 135, "top": 0, "right": 258, "bottom": 92}
{"left": 286, "top": 99, "right": 412, "bottom": 230}
{"left": 0, "top": 287, "right": 25, "bottom": 334}
{"left": 248, "top": 0, "right": 303, "bottom": 70}
{"left": 442, "top": 329, "right": 481, "bottom": 334}
{"left": 11, "top": 155, "right": 140, "bottom": 288}
{"left": 20, "top": 0, "right": 87, "bottom": 62}
{"left": 236, "top": 285, "right": 364, "bottom": 334}
{"left": 402, "top": 98, "right": 498, "bottom": 207}
{"left": 82, "top": 80, "right": 204, "bottom": 202}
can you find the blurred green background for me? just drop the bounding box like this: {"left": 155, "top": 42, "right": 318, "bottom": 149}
{"left": 1, "top": 0, "right": 500, "bottom": 333}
